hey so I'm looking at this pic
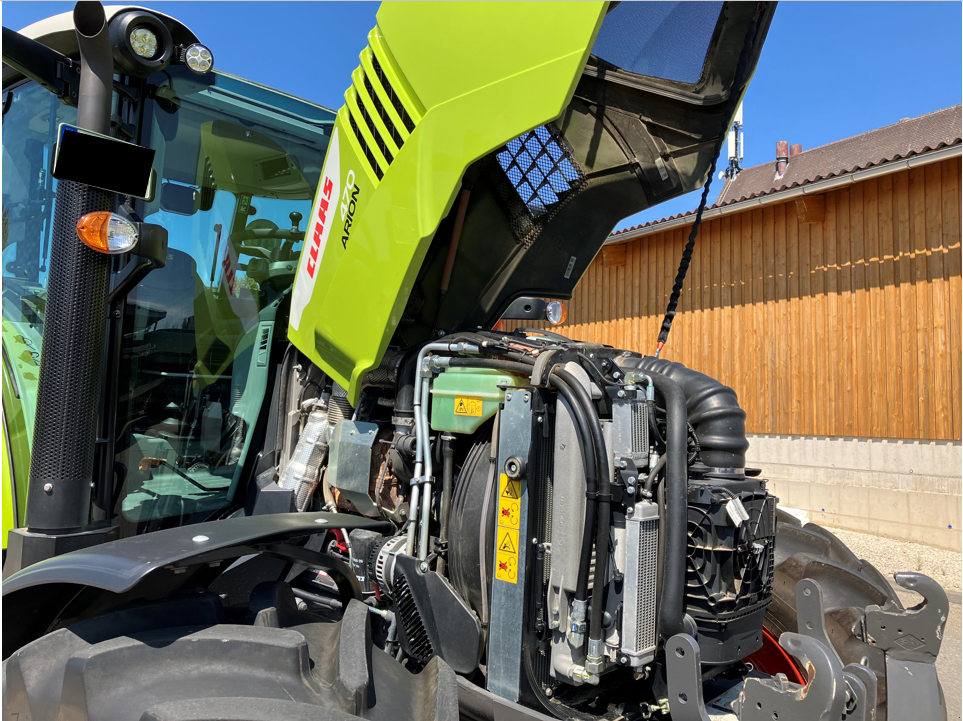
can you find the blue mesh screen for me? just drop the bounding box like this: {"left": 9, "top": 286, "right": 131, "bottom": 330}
{"left": 591, "top": 1, "right": 723, "bottom": 84}
{"left": 496, "top": 125, "right": 580, "bottom": 219}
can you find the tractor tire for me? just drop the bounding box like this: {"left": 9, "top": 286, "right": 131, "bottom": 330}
{"left": 767, "top": 508, "right": 901, "bottom": 720}
{"left": 2, "top": 582, "right": 458, "bottom": 721}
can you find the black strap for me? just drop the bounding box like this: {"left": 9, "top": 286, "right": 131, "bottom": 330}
{"left": 656, "top": 11, "right": 761, "bottom": 357}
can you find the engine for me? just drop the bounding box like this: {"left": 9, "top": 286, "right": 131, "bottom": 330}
{"left": 276, "top": 331, "right": 776, "bottom": 718}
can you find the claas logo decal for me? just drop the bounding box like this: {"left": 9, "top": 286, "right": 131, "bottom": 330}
{"left": 306, "top": 175, "right": 334, "bottom": 279}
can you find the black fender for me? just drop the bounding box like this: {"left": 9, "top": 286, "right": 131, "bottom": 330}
{"left": 2, "top": 511, "right": 390, "bottom": 659}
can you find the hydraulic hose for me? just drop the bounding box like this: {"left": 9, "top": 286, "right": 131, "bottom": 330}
{"left": 444, "top": 358, "right": 533, "bottom": 376}
{"left": 547, "top": 374, "right": 597, "bottom": 604}
{"left": 437, "top": 434, "right": 455, "bottom": 576}
{"left": 642, "top": 370, "right": 688, "bottom": 639}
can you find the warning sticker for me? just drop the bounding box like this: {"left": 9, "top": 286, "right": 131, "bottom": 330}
{"left": 495, "top": 472, "right": 522, "bottom": 583}
{"left": 500, "top": 474, "right": 521, "bottom": 500}
{"left": 495, "top": 527, "right": 519, "bottom": 583}
{"left": 498, "top": 497, "right": 521, "bottom": 529}
{"left": 454, "top": 396, "right": 484, "bottom": 417}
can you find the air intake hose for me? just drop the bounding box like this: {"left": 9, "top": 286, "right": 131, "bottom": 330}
{"left": 629, "top": 357, "right": 749, "bottom": 471}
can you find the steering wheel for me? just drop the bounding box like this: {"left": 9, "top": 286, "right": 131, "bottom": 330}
{"left": 232, "top": 212, "right": 305, "bottom": 261}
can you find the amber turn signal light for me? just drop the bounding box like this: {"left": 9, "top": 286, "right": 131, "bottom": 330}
{"left": 76, "top": 212, "right": 139, "bottom": 254}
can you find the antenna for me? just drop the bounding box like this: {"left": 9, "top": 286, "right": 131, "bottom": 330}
{"left": 724, "top": 102, "right": 744, "bottom": 179}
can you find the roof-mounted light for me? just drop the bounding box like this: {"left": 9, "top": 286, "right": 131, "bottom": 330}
{"left": 129, "top": 26, "right": 159, "bottom": 59}
{"left": 184, "top": 43, "right": 214, "bottom": 74}
{"left": 109, "top": 11, "right": 173, "bottom": 77}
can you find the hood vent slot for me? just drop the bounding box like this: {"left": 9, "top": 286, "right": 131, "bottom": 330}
{"left": 343, "top": 33, "right": 422, "bottom": 184}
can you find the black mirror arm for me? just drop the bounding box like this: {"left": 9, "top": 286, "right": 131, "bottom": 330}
{"left": 2, "top": 26, "right": 81, "bottom": 104}
{"left": 108, "top": 219, "right": 168, "bottom": 303}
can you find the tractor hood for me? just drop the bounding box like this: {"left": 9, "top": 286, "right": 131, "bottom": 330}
{"left": 287, "top": 1, "right": 776, "bottom": 402}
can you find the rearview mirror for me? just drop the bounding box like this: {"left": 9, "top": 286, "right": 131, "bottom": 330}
{"left": 159, "top": 182, "right": 199, "bottom": 216}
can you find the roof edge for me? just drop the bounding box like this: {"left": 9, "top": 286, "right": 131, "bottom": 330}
{"left": 606, "top": 143, "right": 962, "bottom": 245}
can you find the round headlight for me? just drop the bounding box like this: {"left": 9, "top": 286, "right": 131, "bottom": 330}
{"left": 109, "top": 11, "right": 173, "bottom": 77}
{"left": 184, "top": 43, "right": 214, "bottom": 74}
{"left": 545, "top": 300, "right": 568, "bottom": 326}
{"left": 129, "top": 26, "right": 158, "bottom": 58}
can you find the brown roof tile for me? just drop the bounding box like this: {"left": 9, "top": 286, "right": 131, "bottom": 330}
{"left": 613, "top": 104, "right": 962, "bottom": 237}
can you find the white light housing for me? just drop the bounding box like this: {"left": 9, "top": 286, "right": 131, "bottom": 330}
{"left": 129, "top": 26, "right": 159, "bottom": 59}
{"left": 545, "top": 300, "right": 568, "bottom": 326}
{"left": 185, "top": 43, "right": 214, "bottom": 74}
{"left": 76, "top": 212, "right": 139, "bottom": 255}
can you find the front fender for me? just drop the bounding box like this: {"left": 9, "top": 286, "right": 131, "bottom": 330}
{"left": 2, "top": 511, "right": 390, "bottom": 659}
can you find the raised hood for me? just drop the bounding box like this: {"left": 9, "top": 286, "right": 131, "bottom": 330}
{"left": 288, "top": 1, "right": 776, "bottom": 402}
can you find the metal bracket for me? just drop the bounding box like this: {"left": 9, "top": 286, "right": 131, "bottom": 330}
{"left": 665, "top": 634, "right": 712, "bottom": 721}
{"left": 736, "top": 633, "right": 847, "bottom": 721}
{"left": 864, "top": 572, "right": 948, "bottom": 663}
{"left": 796, "top": 578, "right": 843, "bottom": 665}
{"left": 796, "top": 578, "right": 879, "bottom": 721}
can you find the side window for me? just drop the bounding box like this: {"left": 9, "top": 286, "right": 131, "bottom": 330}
{"left": 2, "top": 82, "right": 77, "bottom": 328}
{"left": 2, "top": 82, "right": 78, "bottom": 522}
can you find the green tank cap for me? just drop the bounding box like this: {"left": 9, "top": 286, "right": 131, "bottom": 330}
{"left": 430, "top": 367, "right": 522, "bottom": 434}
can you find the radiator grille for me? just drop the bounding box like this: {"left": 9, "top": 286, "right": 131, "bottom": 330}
{"left": 635, "top": 518, "right": 659, "bottom": 651}
{"left": 621, "top": 503, "right": 659, "bottom": 665}
{"left": 613, "top": 398, "right": 649, "bottom": 464}
{"left": 630, "top": 403, "right": 647, "bottom": 455}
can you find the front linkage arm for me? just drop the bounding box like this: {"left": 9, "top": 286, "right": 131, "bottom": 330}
{"left": 667, "top": 574, "right": 947, "bottom": 721}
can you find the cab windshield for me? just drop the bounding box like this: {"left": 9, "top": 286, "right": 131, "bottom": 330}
{"left": 1, "top": 66, "right": 334, "bottom": 534}
{"left": 116, "top": 67, "right": 333, "bottom": 532}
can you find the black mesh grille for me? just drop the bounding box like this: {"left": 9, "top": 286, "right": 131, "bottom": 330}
{"left": 496, "top": 124, "right": 583, "bottom": 218}
{"left": 363, "top": 72, "right": 405, "bottom": 150}
{"left": 27, "top": 180, "right": 113, "bottom": 531}
{"left": 394, "top": 573, "right": 434, "bottom": 663}
{"left": 354, "top": 92, "right": 394, "bottom": 165}
{"left": 488, "top": 122, "right": 586, "bottom": 247}
{"left": 370, "top": 52, "right": 416, "bottom": 133}
{"left": 348, "top": 112, "right": 384, "bottom": 180}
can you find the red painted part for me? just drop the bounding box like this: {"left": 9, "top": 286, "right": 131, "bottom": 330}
{"left": 743, "top": 628, "right": 807, "bottom": 685}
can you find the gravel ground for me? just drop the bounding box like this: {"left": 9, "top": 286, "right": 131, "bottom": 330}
{"left": 825, "top": 525, "right": 962, "bottom": 592}
{"left": 819, "top": 523, "right": 962, "bottom": 720}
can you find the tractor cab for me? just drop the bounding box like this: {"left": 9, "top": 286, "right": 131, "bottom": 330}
{"left": 2, "top": 7, "right": 335, "bottom": 549}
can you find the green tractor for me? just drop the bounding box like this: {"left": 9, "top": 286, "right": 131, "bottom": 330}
{"left": 1, "top": 3, "right": 949, "bottom": 720}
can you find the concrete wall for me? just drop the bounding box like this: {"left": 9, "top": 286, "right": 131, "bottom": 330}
{"left": 747, "top": 434, "right": 963, "bottom": 551}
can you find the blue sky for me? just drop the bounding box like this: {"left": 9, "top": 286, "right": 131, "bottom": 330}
{"left": 5, "top": 2, "right": 961, "bottom": 230}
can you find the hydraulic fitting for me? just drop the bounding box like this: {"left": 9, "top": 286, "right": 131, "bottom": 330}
{"left": 568, "top": 665, "right": 599, "bottom": 686}
{"left": 568, "top": 599, "right": 587, "bottom": 648}
{"left": 586, "top": 638, "right": 604, "bottom": 673}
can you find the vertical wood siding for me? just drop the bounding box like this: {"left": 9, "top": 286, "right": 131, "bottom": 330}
{"left": 503, "top": 158, "right": 962, "bottom": 441}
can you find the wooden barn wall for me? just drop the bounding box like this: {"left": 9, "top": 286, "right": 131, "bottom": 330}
{"left": 503, "top": 157, "right": 962, "bottom": 441}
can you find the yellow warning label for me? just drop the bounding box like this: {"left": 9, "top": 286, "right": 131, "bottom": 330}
{"left": 454, "top": 396, "right": 484, "bottom": 417}
{"left": 497, "top": 497, "right": 521, "bottom": 530}
{"left": 495, "top": 527, "right": 519, "bottom": 583}
{"left": 500, "top": 473, "right": 521, "bottom": 500}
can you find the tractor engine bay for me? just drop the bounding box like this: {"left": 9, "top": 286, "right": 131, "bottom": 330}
{"left": 272, "top": 330, "right": 776, "bottom": 717}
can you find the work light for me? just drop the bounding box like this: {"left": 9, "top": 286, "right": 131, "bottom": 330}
{"left": 184, "top": 43, "right": 214, "bottom": 74}
{"left": 129, "top": 26, "right": 158, "bottom": 58}
{"left": 109, "top": 11, "right": 173, "bottom": 76}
